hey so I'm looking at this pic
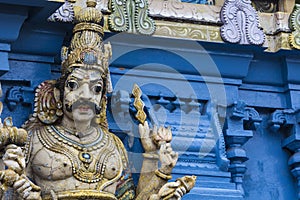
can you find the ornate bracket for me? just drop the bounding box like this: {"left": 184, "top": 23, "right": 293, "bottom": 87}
{"left": 289, "top": 2, "right": 300, "bottom": 50}
{"left": 5, "top": 87, "right": 34, "bottom": 111}
{"left": 225, "top": 101, "right": 262, "bottom": 195}
{"left": 270, "top": 109, "right": 300, "bottom": 199}
{"left": 220, "top": 0, "right": 265, "bottom": 45}
{"left": 109, "top": 0, "right": 156, "bottom": 35}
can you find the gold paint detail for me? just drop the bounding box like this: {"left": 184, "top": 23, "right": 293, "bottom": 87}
{"left": 43, "top": 189, "right": 117, "bottom": 200}
{"left": 37, "top": 126, "right": 123, "bottom": 184}
{"left": 289, "top": 4, "right": 300, "bottom": 50}
{"left": 154, "top": 20, "right": 222, "bottom": 42}
{"left": 132, "top": 84, "right": 147, "bottom": 124}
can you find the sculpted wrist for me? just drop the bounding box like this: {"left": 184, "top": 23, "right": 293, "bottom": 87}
{"left": 155, "top": 169, "right": 172, "bottom": 180}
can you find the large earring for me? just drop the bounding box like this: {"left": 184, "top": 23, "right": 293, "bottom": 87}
{"left": 33, "top": 81, "right": 62, "bottom": 124}
{"left": 95, "top": 96, "right": 108, "bottom": 129}
{"left": 54, "top": 88, "right": 63, "bottom": 117}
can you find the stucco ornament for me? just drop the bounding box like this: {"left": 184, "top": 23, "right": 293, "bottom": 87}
{"left": 289, "top": 2, "right": 300, "bottom": 50}
{"left": 48, "top": 0, "right": 75, "bottom": 22}
{"left": 220, "top": 0, "right": 265, "bottom": 45}
{"left": 0, "top": 0, "right": 195, "bottom": 199}
{"left": 109, "top": 0, "right": 156, "bottom": 35}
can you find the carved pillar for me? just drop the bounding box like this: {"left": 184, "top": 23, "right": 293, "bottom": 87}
{"left": 269, "top": 109, "right": 300, "bottom": 199}
{"left": 225, "top": 101, "right": 262, "bottom": 195}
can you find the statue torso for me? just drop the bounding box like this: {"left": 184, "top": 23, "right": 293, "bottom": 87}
{"left": 26, "top": 125, "right": 125, "bottom": 198}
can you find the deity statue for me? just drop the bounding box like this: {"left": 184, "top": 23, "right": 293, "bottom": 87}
{"left": 0, "top": 0, "right": 196, "bottom": 199}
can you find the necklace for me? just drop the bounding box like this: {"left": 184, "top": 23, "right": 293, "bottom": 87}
{"left": 47, "top": 125, "right": 106, "bottom": 151}
{"left": 60, "top": 125, "right": 94, "bottom": 137}
{"left": 39, "top": 126, "right": 116, "bottom": 183}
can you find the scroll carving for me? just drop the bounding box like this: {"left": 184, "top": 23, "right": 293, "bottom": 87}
{"left": 289, "top": 3, "right": 300, "bottom": 50}
{"left": 220, "top": 0, "right": 265, "bottom": 45}
{"left": 48, "top": 1, "right": 75, "bottom": 22}
{"left": 109, "top": 0, "right": 156, "bottom": 35}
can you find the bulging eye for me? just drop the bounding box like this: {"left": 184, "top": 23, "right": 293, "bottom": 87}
{"left": 66, "top": 80, "right": 78, "bottom": 90}
{"left": 93, "top": 84, "right": 102, "bottom": 94}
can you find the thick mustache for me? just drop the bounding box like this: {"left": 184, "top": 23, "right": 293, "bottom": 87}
{"left": 65, "top": 100, "right": 101, "bottom": 114}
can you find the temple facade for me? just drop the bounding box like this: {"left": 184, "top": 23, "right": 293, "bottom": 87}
{"left": 0, "top": 0, "right": 300, "bottom": 199}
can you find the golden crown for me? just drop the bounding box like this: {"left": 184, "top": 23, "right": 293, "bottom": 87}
{"left": 61, "top": 0, "right": 111, "bottom": 76}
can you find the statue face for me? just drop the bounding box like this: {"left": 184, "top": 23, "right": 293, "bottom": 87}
{"left": 63, "top": 68, "right": 103, "bottom": 123}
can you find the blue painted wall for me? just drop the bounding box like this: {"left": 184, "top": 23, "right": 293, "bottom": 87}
{"left": 1, "top": 1, "right": 300, "bottom": 199}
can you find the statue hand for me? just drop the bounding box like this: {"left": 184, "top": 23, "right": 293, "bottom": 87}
{"left": 3, "top": 144, "right": 25, "bottom": 174}
{"left": 13, "top": 175, "right": 41, "bottom": 200}
{"left": 139, "top": 121, "right": 158, "bottom": 153}
{"left": 158, "top": 181, "right": 186, "bottom": 200}
{"left": 159, "top": 143, "right": 178, "bottom": 175}
{"left": 139, "top": 121, "right": 173, "bottom": 153}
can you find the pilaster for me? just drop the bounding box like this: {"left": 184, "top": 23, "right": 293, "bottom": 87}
{"left": 225, "top": 101, "right": 262, "bottom": 195}
{"left": 269, "top": 109, "right": 300, "bottom": 199}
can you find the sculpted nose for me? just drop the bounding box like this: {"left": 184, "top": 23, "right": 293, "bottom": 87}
{"left": 79, "top": 83, "right": 92, "bottom": 100}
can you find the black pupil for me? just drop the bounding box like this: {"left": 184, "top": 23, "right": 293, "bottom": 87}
{"left": 95, "top": 86, "right": 102, "bottom": 93}
{"left": 68, "top": 81, "right": 76, "bottom": 89}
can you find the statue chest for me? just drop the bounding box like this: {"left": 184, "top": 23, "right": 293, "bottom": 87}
{"left": 30, "top": 126, "right": 123, "bottom": 187}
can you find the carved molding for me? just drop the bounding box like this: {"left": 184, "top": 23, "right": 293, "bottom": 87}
{"left": 289, "top": 4, "right": 300, "bottom": 50}
{"left": 148, "top": 0, "right": 221, "bottom": 23}
{"left": 258, "top": 12, "right": 290, "bottom": 35}
{"left": 264, "top": 32, "right": 291, "bottom": 52}
{"left": 220, "top": 0, "right": 265, "bottom": 45}
{"left": 48, "top": 1, "right": 75, "bottom": 22}
{"left": 47, "top": 0, "right": 297, "bottom": 52}
{"left": 154, "top": 20, "right": 222, "bottom": 42}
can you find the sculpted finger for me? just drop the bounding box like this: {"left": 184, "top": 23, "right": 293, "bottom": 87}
{"left": 168, "top": 181, "right": 180, "bottom": 188}
{"left": 173, "top": 191, "right": 181, "bottom": 200}
{"left": 172, "top": 152, "right": 179, "bottom": 164}
{"left": 176, "top": 187, "right": 184, "bottom": 196}
{"left": 16, "top": 181, "right": 31, "bottom": 193}
{"left": 13, "top": 179, "right": 26, "bottom": 189}
{"left": 167, "top": 127, "right": 172, "bottom": 141}
{"left": 139, "top": 124, "right": 145, "bottom": 137}
{"left": 6, "top": 144, "right": 18, "bottom": 150}
{"left": 3, "top": 152, "right": 18, "bottom": 160}
{"left": 180, "top": 186, "right": 187, "bottom": 194}
{"left": 160, "top": 143, "right": 167, "bottom": 153}
{"left": 22, "top": 186, "right": 32, "bottom": 199}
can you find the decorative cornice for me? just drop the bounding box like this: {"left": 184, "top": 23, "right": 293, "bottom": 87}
{"left": 48, "top": 0, "right": 299, "bottom": 52}
{"left": 148, "top": 0, "right": 221, "bottom": 24}
{"left": 289, "top": 3, "right": 300, "bottom": 50}
{"left": 220, "top": 0, "right": 265, "bottom": 45}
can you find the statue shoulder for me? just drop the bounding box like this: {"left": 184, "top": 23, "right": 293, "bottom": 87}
{"left": 104, "top": 129, "right": 129, "bottom": 166}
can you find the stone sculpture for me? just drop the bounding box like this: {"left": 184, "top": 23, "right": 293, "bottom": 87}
{"left": 0, "top": 0, "right": 196, "bottom": 199}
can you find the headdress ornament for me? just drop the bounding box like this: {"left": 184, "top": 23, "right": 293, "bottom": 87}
{"left": 61, "top": 0, "right": 112, "bottom": 77}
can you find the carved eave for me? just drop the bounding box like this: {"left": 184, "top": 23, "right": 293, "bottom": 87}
{"left": 50, "top": 0, "right": 298, "bottom": 53}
